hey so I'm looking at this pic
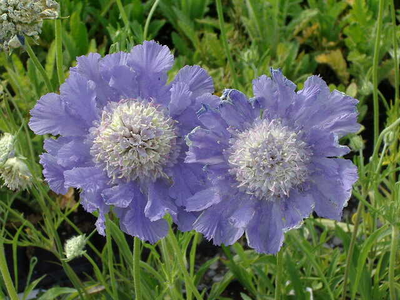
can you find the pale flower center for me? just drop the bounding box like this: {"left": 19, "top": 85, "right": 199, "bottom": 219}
{"left": 90, "top": 99, "right": 179, "bottom": 182}
{"left": 228, "top": 119, "right": 311, "bottom": 200}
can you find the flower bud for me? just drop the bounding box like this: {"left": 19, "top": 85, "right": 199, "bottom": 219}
{"left": 0, "top": 156, "right": 32, "bottom": 191}
{"left": 64, "top": 235, "right": 87, "bottom": 261}
{"left": 0, "top": 133, "right": 15, "bottom": 165}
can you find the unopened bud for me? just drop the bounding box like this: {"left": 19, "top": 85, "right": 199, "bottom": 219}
{"left": 64, "top": 235, "right": 87, "bottom": 261}
{"left": 0, "top": 156, "right": 32, "bottom": 191}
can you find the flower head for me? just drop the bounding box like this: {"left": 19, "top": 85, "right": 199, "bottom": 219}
{"left": 64, "top": 235, "right": 86, "bottom": 261}
{"left": 29, "top": 41, "right": 216, "bottom": 243}
{"left": 185, "top": 69, "right": 359, "bottom": 253}
{"left": 0, "top": 156, "right": 32, "bottom": 191}
{"left": 0, "top": 0, "right": 59, "bottom": 52}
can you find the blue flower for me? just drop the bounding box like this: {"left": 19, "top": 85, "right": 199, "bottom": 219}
{"left": 184, "top": 69, "right": 360, "bottom": 253}
{"left": 29, "top": 41, "right": 218, "bottom": 243}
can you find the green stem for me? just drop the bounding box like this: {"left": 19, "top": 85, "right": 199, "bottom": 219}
{"left": 134, "top": 237, "right": 142, "bottom": 300}
{"left": 116, "top": 0, "right": 130, "bottom": 32}
{"left": 389, "top": 225, "right": 398, "bottom": 300}
{"left": 106, "top": 216, "right": 119, "bottom": 299}
{"left": 0, "top": 239, "right": 19, "bottom": 300}
{"left": 275, "top": 249, "right": 283, "bottom": 300}
{"left": 55, "top": 19, "right": 65, "bottom": 86}
{"left": 341, "top": 202, "right": 364, "bottom": 300}
{"left": 372, "top": 0, "right": 385, "bottom": 146}
{"left": 216, "top": 0, "right": 239, "bottom": 89}
{"left": 167, "top": 230, "right": 203, "bottom": 300}
{"left": 25, "top": 38, "right": 53, "bottom": 92}
{"left": 190, "top": 232, "right": 199, "bottom": 278}
{"left": 390, "top": 0, "right": 399, "bottom": 108}
{"left": 143, "top": 0, "right": 161, "bottom": 41}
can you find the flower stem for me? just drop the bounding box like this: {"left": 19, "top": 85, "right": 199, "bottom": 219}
{"left": 275, "top": 249, "right": 284, "bottom": 300}
{"left": 390, "top": 0, "right": 399, "bottom": 108}
{"left": 134, "top": 236, "right": 142, "bottom": 300}
{"left": 106, "top": 216, "right": 119, "bottom": 299}
{"left": 372, "top": 0, "right": 385, "bottom": 146}
{"left": 216, "top": 0, "right": 239, "bottom": 90}
{"left": 116, "top": 0, "right": 130, "bottom": 32}
{"left": 55, "top": 18, "right": 65, "bottom": 86}
{"left": 389, "top": 225, "right": 398, "bottom": 300}
{"left": 143, "top": 0, "right": 161, "bottom": 41}
{"left": 167, "top": 230, "right": 203, "bottom": 300}
{"left": 25, "top": 38, "right": 54, "bottom": 92}
{"left": 341, "top": 202, "right": 364, "bottom": 300}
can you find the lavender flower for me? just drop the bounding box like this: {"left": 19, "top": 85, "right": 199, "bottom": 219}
{"left": 184, "top": 69, "right": 359, "bottom": 254}
{"left": 29, "top": 41, "right": 217, "bottom": 243}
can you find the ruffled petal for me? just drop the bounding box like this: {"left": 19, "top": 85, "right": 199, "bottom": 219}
{"left": 294, "top": 76, "right": 360, "bottom": 138}
{"left": 172, "top": 66, "right": 214, "bottom": 98}
{"left": 193, "top": 196, "right": 245, "bottom": 246}
{"left": 56, "top": 138, "right": 92, "bottom": 168}
{"left": 169, "top": 82, "right": 193, "bottom": 117}
{"left": 108, "top": 65, "right": 139, "bottom": 100}
{"left": 193, "top": 93, "right": 220, "bottom": 110}
{"left": 173, "top": 207, "right": 199, "bottom": 232}
{"left": 185, "top": 127, "right": 227, "bottom": 165}
{"left": 71, "top": 53, "right": 114, "bottom": 107}
{"left": 304, "top": 127, "right": 350, "bottom": 157}
{"left": 116, "top": 192, "right": 169, "bottom": 244}
{"left": 40, "top": 137, "right": 91, "bottom": 195}
{"left": 40, "top": 153, "right": 68, "bottom": 194}
{"left": 280, "top": 189, "right": 314, "bottom": 230}
{"left": 63, "top": 167, "right": 109, "bottom": 192}
{"left": 60, "top": 73, "right": 99, "bottom": 126}
{"left": 310, "top": 157, "right": 358, "bottom": 220}
{"left": 245, "top": 201, "right": 285, "bottom": 254}
{"left": 80, "top": 188, "right": 109, "bottom": 235}
{"left": 184, "top": 188, "right": 222, "bottom": 211}
{"left": 128, "top": 41, "right": 173, "bottom": 105}
{"left": 29, "top": 93, "right": 88, "bottom": 136}
{"left": 252, "top": 69, "right": 296, "bottom": 117}
{"left": 168, "top": 162, "right": 207, "bottom": 207}
{"left": 220, "top": 89, "right": 256, "bottom": 130}
{"left": 129, "top": 41, "right": 174, "bottom": 74}
{"left": 145, "top": 180, "right": 177, "bottom": 221}
{"left": 197, "top": 105, "right": 230, "bottom": 137}
{"left": 101, "top": 182, "right": 136, "bottom": 208}
{"left": 228, "top": 198, "right": 257, "bottom": 228}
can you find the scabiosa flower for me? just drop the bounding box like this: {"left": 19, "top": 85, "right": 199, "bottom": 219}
{"left": 29, "top": 41, "right": 217, "bottom": 243}
{"left": 184, "top": 69, "right": 360, "bottom": 254}
{"left": 0, "top": 0, "right": 59, "bottom": 52}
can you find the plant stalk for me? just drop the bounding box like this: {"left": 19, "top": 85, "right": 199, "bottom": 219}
{"left": 341, "top": 202, "right": 364, "bottom": 300}
{"left": 25, "top": 38, "right": 54, "bottom": 92}
{"left": 143, "top": 0, "right": 161, "bottom": 41}
{"left": 134, "top": 237, "right": 142, "bottom": 300}
{"left": 275, "top": 249, "right": 284, "bottom": 300}
{"left": 216, "top": 0, "right": 239, "bottom": 89}
{"left": 372, "top": 0, "right": 385, "bottom": 146}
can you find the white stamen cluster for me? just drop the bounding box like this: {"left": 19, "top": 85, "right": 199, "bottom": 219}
{"left": 0, "top": 0, "right": 59, "bottom": 52}
{"left": 228, "top": 119, "right": 311, "bottom": 200}
{"left": 0, "top": 156, "right": 32, "bottom": 191}
{"left": 64, "top": 235, "right": 86, "bottom": 261}
{"left": 91, "top": 99, "right": 179, "bottom": 183}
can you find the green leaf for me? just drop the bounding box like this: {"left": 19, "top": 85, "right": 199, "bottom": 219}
{"left": 37, "top": 287, "right": 77, "bottom": 300}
